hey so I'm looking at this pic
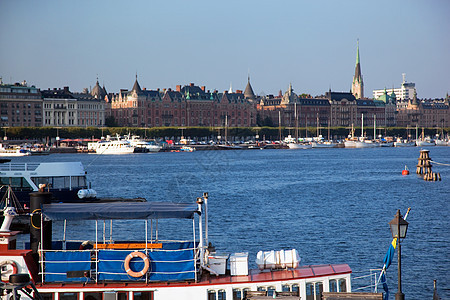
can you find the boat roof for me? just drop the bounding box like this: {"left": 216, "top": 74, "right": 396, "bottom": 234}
{"left": 42, "top": 202, "right": 199, "bottom": 220}
{"left": 0, "top": 162, "right": 85, "bottom": 176}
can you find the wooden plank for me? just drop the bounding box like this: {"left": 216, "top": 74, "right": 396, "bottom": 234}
{"left": 94, "top": 243, "right": 162, "bottom": 249}
{"left": 322, "top": 292, "right": 383, "bottom": 300}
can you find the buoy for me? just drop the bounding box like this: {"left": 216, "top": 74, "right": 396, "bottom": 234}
{"left": 402, "top": 165, "right": 410, "bottom": 175}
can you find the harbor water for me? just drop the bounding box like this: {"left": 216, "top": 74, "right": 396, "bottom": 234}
{"left": 12, "top": 147, "right": 450, "bottom": 298}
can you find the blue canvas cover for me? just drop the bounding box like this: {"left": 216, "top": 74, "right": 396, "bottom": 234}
{"left": 45, "top": 251, "right": 92, "bottom": 282}
{"left": 97, "top": 247, "right": 196, "bottom": 281}
{"left": 42, "top": 202, "right": 199, "bottom": 221}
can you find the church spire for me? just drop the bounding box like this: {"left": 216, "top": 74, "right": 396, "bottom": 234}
{"left": 351, "top": 39, "right": 364, "bottom": 99}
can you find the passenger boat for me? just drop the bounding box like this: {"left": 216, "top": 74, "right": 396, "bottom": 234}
{"left": 0, "top": 161, "right": 95, "bottom": 207}
{"left": 126, "top": 135, "right": 161, "bottom": 153}
{"left": 0, "top": 192, "right": 368, "bottom": 300}
{"left": 0, "top": 144, "right": 31, "bottom": 157}
{"left": 88, "top": 135, "right": 135, "bottom": 154}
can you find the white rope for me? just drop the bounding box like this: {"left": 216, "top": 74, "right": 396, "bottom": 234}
{"left": 430, "top": 160, "right": 450, "bottom": 167}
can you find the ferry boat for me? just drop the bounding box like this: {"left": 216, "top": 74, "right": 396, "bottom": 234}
{"left": 0, "top": 192, "right": 370, "bottom": 300}
{"left": 126, "top": 135, "right": 161, "bottom": 153}
{"left": 0, "top": 161, "right": 95, "bottom": 207}
{"left": 0, "top": 144, "right": 31, "bottom": 157}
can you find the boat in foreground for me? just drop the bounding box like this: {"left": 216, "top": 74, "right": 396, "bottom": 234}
{"left": 0, "top": 161, "right": 96, "bottom": 207}
{"left": 0, "top": 192, "right": 371, "bottom": 300}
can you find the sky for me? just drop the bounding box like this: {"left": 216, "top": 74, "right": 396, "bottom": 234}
{"left": 1, "top": 0, "right": 449, "bottom": 99}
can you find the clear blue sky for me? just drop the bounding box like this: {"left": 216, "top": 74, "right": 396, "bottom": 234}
{"left": 1, "top": 0, "right": 449, "bottom": 99}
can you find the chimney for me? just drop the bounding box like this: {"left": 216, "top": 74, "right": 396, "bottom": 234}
{"left": 143, "top": 87, "right": 147, "bottom": 91}
{"left": 168, "top": 88, "right": 171, "bottom": 92}
{"left": 236, "top": 90, "right": 243, "bottom": 94}
{"left": 176, "top": 85, "right": 181, "bottom": 92}
{"left": 157, "top": 88, "right": 160, "bottom": 92}
{"left": 190, "top": 83, "right": 194, "bottom": 87}
{"left": 201, "top": 86, "right": 206, "bottom": 92}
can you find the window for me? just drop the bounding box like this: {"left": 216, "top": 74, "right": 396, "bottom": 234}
{"left": 329, "top": 279, "right": 337, "bottom": 292}
{"left": 306, "top": 282, "right": 323, "bottom": 300}
{"left": 339, "top": 278, "right": 347, "bottom": 292}
{"left": 133, "top": 291, "right": 152, "bottom": 300}
{"left": 59, "top": 293, "right": 78, "bottom": 300}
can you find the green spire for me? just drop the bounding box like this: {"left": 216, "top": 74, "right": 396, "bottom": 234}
{"left": 356, "top": 39, "right": 360, "bottom": 66}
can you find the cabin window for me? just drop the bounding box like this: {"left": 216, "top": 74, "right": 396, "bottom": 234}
{"left": 257, "top": 286, "right": 266, "bottom": 292}
{"left": 53, "top": 176, "right": 66, "bottom": 189}
{"left": 292, "top": 284, "right": 299, "bottom": 293}
{"left": 73, "top": 176, "right": 87, "bottom": 188}
{"left": 207, "top": 290, "right": 216, "bottom": 300}
{"left": 133, "top": 291, "right": 153, "bottom": 300}
{"left": 267, "top": 286, "right": 276, "bottom": 297}
{"left": 31, "top": 177, "right": 50, "bottom": 187}
{"left": 59, "top": 293, "right": 78, "bottom": 300}
{"left": 83, "top": 292, "right": 101, "bottom": 300}
{"left": 2, "top": 177, "right": 33, "bottom": 191}
{"left": 306, "top": 282, "right": 323, "bottom": 300}
{"left": 329, "top": 279, "right": 337, "bottom": 292}
{"left": 282, "top": 285, "right": 291, "bottom": 292}
{"left": 339, "top": 278, "right": 347, "bottom": 292}
{"left": 40, "top": 293, "right": 53, "bottom": 300}
{"left": 207, "top": 290, "right": 226, "bottom": 300}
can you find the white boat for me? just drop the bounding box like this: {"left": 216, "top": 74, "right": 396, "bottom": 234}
{"left": 434, "top": 139, "right": 448, "bottom": 146}
{"left": 126, "top": 135, "right": 161, "bottom": 152}
{"left": 311, "top": 141, "right": 337, "bottom": 148}
{"left": 0, "top": 144, "right": 31, "bottom": 156}
{"left": 415, "top": 139, "right": 435, "bottom": 147}
{"left": 355, "top": 139, "right": 380, "bottom": 148}
{"left": 394, "top": 139, "right": 416, "bottom": 147}
{"left": 380, "top": 141, "right": 394, "bottom": 147}
{"left": 0, "top": 161, "right": 94, "bottom": 207}
{"left": 0, "top": 192, "right": 369, "bottom": 300}
{"left": 287, "top": 142, "right": 312, "bottom": 149}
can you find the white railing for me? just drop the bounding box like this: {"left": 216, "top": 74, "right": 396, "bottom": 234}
{"left": 351, "top": 269, "right": 383, "bottom": 293}
{"left": 0, "top": 163, "right": 40, "bottom": 172}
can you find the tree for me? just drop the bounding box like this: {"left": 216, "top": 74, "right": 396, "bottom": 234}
{"left": 105, "top": 116, "right": 118, "bottom": 127}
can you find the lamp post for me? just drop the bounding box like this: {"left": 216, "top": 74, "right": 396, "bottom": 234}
{"left": 389, "top": 210, "right": 409, "bottom": 300}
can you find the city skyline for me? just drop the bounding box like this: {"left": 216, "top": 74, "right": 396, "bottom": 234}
{"left": 1, "top": 0, "right": 449, "bottom": 99}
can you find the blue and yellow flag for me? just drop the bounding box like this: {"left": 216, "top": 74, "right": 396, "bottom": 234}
{"left": 383, "top": 237, "right": 397, "bottom": 269}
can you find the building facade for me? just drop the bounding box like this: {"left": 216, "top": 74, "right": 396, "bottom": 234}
{"left": 373, "top": 74, "right": 416, "bottom": 103}
{"left": 396, "top": 92, "right": 450, "bottom": 128}
{"left": 109, "top": 78, "right": 257, "bottom": 128}
{"left": 42, "top": 86, "right": 105, "bottom": 127}
{"left": 0, "top": 80, "right": 43, "bottom": 127}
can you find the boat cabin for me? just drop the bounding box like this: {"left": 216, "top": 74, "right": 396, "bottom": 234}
{"left": 0, "top": 162, "right": 89, "bottom": 206}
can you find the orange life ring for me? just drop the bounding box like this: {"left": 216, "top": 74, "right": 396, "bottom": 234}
{"left": 124, "top": 251, "right": 149, "bottom": 278}
{"left": 0, "top": 260, "right": 18, "bottom": 281}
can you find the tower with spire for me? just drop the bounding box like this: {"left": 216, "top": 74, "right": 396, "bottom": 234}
{"left": 244, "top": 75, "right": 256, "bottom": 101}
{"left": 351, "top": 40, "right": 364, "bottom": 99}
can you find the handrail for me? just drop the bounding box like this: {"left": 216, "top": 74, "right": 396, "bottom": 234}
{"left": 0, "top": 163, "right": 40, "bottom": 172}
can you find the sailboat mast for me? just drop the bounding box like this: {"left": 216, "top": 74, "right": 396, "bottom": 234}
{"left": 295, "top": 103, "right": 298, "bottom": 142}
{"left": 374, "top": 114, "right": 376, "bottom": 139}
{"left": 361, "top": 113, "right": 364, "bottom": 137}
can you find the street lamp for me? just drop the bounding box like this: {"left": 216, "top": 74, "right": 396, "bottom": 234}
{"left": 389, "top": 210, "right": 409, "bottom": 300}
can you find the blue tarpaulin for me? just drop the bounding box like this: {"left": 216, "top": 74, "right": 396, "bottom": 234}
{"left": 97, "top": 248, "right": 196, "bottom": 281}
{"left": 45, "top": 251, "right": 92, "bottom": 282}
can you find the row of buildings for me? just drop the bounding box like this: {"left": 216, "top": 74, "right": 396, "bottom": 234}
{"left": 1, "top": 45, "right": 449, "bottom": 130}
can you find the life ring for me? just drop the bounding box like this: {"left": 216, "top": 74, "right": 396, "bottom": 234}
{"left": 124, "top": 251, "right": 149, "bottom": 278}
{"left": 0, "top": 260, "right": 18, "bottom": 281}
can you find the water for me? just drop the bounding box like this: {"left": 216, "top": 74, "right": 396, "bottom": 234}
{"left": 13, "top": 147, "right": 450, "bottom": 298}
